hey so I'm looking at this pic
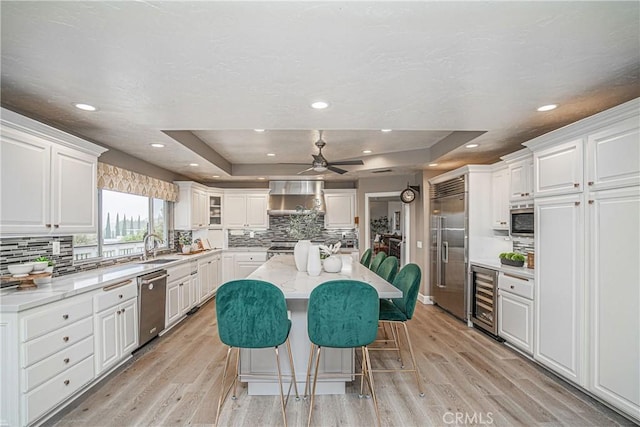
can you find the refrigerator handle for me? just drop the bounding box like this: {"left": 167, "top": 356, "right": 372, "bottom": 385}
{"left": 436, "top": 216, "right": 444, "bottom": 287}
{"left": 442, "top": 241, "right": 449, "bottom": 263}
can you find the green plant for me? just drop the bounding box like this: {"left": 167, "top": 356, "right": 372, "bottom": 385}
{"left": 178, "top": 233, "right": 192, "bottom": 246}
{"left": 288, "top": 205, "right": 322, "bottom": 240}
{"left": 499, "top": 252, "right": 525, "bottom": 261}
{"left": 34, "top": 256, "right": 55, "bottom": 266}
{"left": 370, "top": 216, "right": 389, "bottom": 235}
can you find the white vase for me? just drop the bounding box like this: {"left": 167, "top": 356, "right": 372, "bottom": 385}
{"left": 307, "top": 245, "right": 322, "bottom": 276}
{"left": 294, "top": 240, "right": 311, "bottom": 272}
{"left": 182, "top": 245, "right": 191, "bottom": 254}
{"left": 323, "top": 255, "right": 343, "bottom": 273}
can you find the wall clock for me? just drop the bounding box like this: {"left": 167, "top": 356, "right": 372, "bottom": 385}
{"left": 400, "top": 187, "right": 417, "bottom": 204}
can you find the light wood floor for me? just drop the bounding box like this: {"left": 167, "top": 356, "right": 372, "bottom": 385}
{"left": 49, "top": 299, "right": 635, "bottom": 427}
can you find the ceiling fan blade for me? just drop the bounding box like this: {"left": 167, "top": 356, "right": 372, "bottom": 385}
{"left": 297, "top": 167, "right": 315, "bottom": 174}
{"left": 328, "top": 165, "right": 348, "bottom": 174}
{"left": 329, "top": 160, "right": 364, "bottom": 166}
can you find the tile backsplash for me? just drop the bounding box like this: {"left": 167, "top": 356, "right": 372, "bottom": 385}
{"left": 513, "top": 237, "right": 534, "bottom": 255}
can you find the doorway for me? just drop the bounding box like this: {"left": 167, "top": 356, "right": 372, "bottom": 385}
{"left": 364, "top": 191, "right": 411, "bottom": 266}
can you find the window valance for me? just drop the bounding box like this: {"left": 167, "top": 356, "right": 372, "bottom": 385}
{"left": 97, "top": 162, "right": 179, "bottom": 202}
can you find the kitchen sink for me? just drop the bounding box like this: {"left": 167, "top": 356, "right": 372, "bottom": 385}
{"left": 138, "top": 258, "right": 179, "bottom": 265}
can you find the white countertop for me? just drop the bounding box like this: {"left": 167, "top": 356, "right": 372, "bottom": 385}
{"left": 0, "top": 250, "right": 222, "bottom": 313}
{"left": 247, "top": 254, "right": 401, "bottom": 299}
{"left": 470, "top": 258, "right": 534, "bottom": 279}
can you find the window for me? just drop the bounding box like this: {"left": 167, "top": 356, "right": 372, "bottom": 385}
{"left": 73, "top": 190, "right": 170, "bottom": 261}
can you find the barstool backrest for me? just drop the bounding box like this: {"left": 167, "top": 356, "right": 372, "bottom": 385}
{"left": 369, "top": 251, "right": 387, "bottom": 273}
{"left": 391, "top": 264, "right": 422, "bottom": 319}
{"left": 376, "top": 256, "right": 399, "bottom": 282}
{"left": 360, "top": 248, "right": 373, "bottom": 268}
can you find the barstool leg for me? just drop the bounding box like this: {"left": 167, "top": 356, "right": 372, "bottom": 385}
{"left": 307, "top": 346, "right": 322, "bottom": 427}
{"left": 303, "top": 343, "right": 315, "bottom": 399}
{"left": 359, "top": 347, "right": 367, "bottom": 398}
{"left": 363, "top": 346, "right": 381, "bottom": 427}
{"left": 215, "top": 346, "right": 234, "bottom": 426}
{"left": 390, "top": 322, "right": 403, "bottom": 364}
{"left": 401, "top": 322, "right": 425, "bottom": 397}
{"left": 232, "top": 347, "right": 240, "bottom": 399}
{"left": 285, "top": 338, "right": 300, "bottom": 400}
{"left": 274, "top": 346, "right": 288, "bottom": 427}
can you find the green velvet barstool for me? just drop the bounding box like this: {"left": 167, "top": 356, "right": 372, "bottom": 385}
{"left": 215, "top": 279, "right": 299, "bottom": 426}
{"left": 376, "top": 255, "right": 398, "bottom": 283}
{"left": 370, "top": 263, "right": 425, "bottom": 397}
{"left": 304, "top": 280, "right": 381, "bottom": 426}
{"left": 360, "top": 248, "right": 373, "bottom": 268}
{"left": 369, "top": 251, "right": 387, "bottom": 273}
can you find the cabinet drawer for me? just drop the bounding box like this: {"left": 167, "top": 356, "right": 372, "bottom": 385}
{"left": 167, "top": 263, "right": 192, "bottom": 282}
{"left": 24, "top": 355, "right": 94, "bottom": 426}
{"left": 234, "top": 253, "right": 267, "bottom": 262}
{"left": 22, "top": 297, "right": 92, "bottom": 342}
{"left": 23, "top": 336, "right": 93, "bottom": 392}
{"left": 94, "top": 281, "right": 137, "bottom": 313}
{"left": 498, "top": 272, "right": 533, "bottom": 299}
{"left": 23, "top": 317, "right": 93, "bottom": 367}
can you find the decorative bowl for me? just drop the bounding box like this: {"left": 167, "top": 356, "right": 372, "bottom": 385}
{"left": 32, "top": 261, "right": 48, "bottom": 271}
{"left": 500, "top": 258, "right": 524, "bottom": 267}
{"left": 8, "top": 263, "right": 34, "bottom": 275}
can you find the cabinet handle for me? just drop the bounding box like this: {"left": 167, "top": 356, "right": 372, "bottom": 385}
{"left": 119, "top": 294, "right": 123, "bottom": 299}
{"left": 520, "top": 193, "right": 525, "bottom": 197}
{"left": 64, "top": 380, "right": 70, "bottom": 386}
{"left": 575, "top": 201, "right": 581, "bottom": 206}
{"left": 63, "top": 336, "right": 69, "bottom": 342}
{"left": 117, "top": 310, "right": 121, "bottom": 315}
{"left": 510, "top": 285, "right": 515, "bottom": 289}
{"left": 121, "top": 307, "right": 125, "bottom": 313}
{"left": 574, "top": 183, "right": 580, "bottom": 188}
{"left": 588, "top": 200, "right": 594, "bottom": 204}
{"left": 46, "top": 224, "right": 52, "bottom": 228}
{"left": 64, "top": 358, "right": 70, "bottom": 364}
{"left": 62, "top": 314, "right": 69, "bottom": 320}
{"left": 588, "top": 181, "right": 594, "bottom": 186}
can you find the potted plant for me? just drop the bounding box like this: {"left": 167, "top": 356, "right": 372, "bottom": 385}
{"left": 319, "top": 242, "right": 342, "bottom": 273}
{"left": 179, "top": 233, "right": 193, "bottom": 254}
{"left": 289, "top": 205, "right": 322, "bottom": 271}
{"left": 499, "top": 252, "right": 526, "bottom": 267}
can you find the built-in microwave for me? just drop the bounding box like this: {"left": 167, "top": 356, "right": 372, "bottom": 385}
{"left": 510, "top": 206, "right": 534, "bottom": 237}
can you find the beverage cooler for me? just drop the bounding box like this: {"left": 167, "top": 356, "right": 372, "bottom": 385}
{"left": 470, "top": 265, "right": 499, "bottom": 336}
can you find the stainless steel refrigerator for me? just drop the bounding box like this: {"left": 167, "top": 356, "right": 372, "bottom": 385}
{"left": 430, "top": 175, "right": 468, "bottom": 320}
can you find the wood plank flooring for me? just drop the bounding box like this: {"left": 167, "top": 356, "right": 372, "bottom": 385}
{"left": 48, "top": 299, "right": 636, "bottom": 427}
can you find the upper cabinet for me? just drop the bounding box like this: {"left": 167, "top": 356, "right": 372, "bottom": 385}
{"left": 174, "top": 182, "right": 209, "bottom": 230}
{"left": 324, "top": 189, "right": 356, "bottom": 229}
{"left": 502, "top": 149, "right": 534, "bottom": 201}
{"left": 0, "top": 108, "right": 106, "bottom": 235}
{"left": 491, "top": 164, "right": 509, "bottom": 229}
{"left": 532, "top": 138, "right": 584, "bottom": 198}
{"left": 223, "top": 190, "right": 269, "bottom": 229}
{"left": 208, "top": 192, "right": 223, "bottom": 228}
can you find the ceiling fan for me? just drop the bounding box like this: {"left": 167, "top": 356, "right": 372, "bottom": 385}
{"left": 287, "top": 131, "right": 364, "bottom": 175}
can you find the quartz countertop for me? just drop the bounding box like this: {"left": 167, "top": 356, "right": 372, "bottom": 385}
{"left": 470, "top": 258, "right": 534, "bottom": 279}
{"left": 224, "top": 247, "right": 268, "bottom": 252}
{"left": 0, "top": 249, "right": 222, "bottom": 313}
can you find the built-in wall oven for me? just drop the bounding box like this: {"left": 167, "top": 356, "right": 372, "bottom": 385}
{"left": 510, "top": 203, "right": 534, "bottom": 237}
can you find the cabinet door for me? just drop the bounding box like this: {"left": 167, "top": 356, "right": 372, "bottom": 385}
{"left": 224, "top": 194, "right": 248, "bottom": 228}
{"left": 509, "top": 160, "right": 530, "bottom": 200}
{"left": 209, "top": 193, "right": 223, "bottom": 227}
{"left": 491, "top": 168, "right": 509, "bottom": 229}
{"left": 119, "top": 299, "right": 138, "bottom": 356}
{"left": 587, "top": 117, "right": 640, "bottom": 191}
{"left": 198, "top": 259, "right": 210, "bottom": 301}
{"left": 534, "top": 194, "right": 584, "bottom": 385}
{"left": 0, "top": 132, "right": 51, "bottom": 233}
{"left": 211, "top": 256, "right": 221, "bottom": 292}
{"left": 324, "top": 192, "right": 356, "bottom": 228}
{"left": 588, "top": 187, "right": 640, "bottom": 416}
{"left": 179, "top": 280, "right": 192, "bottom": 315}
{"left": 222, "top": 253, "right": 235, "bottom": 282}
{"left": 235, "top": 261, "right": 263, "bottom": 279}
{"left": 51, "top": 145, "right": 98, "bottom": 233}
{"left": 95, "top": 308, "right": 119, "bottom": 374}
{"left": 533, "top": 139, "right": 584, "bottom": 197}
{"left": 245, "top": 195, "right": 268, "bottom": 228}
{"left": 165, "top": 281, "right": 182, "bottom": 327}
{"left": 498, "top": 291, "right": 533, "bottom": 354}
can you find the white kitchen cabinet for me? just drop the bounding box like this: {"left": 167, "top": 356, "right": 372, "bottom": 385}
{"left": 199, "top": 252, "right": 221, "bottom": 302}
{"left": 0, "top": 109, "right": 105, "bottom": 235}
{"left": 534, "top": 193, "right": 585, "bottom": 386}
{"left": 491, "top": 165, "right": 510, "bottom": 229}
{"left": 533, "top": 138, "right": 584, "bottom": 198}
{"left": 324, "top": 189, "right": 356, "bottom": 228}
{"left": 165, "top": 263, "right": 198, "bottom": 328}
{"left": 223, "top": 190, "right": 269, "bottom": 229}
{"left": 174, "top": 181, "right": 212, "bottom": 230}
{"left": 586, "top": 116, "right": 640, "bottom": 192}
{"left": 587, "top": 186, "right": 640, "bottom": 417}
{"left": 222, "top": 253, "right": 235, "bottom": 284}
{"left": 501, "top": 148, "right": 534, "bottom": 201}
{"left": 498, "top": 272, "right": 534, "bottom": 355}
{"left": 208, "top": 192, "right": 223, "bottom": 228}
{"left": 234, "top": 252, "right": 267, "bottom": 279}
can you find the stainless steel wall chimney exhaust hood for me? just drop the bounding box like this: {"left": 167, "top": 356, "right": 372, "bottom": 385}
{"left": 268, "top": 181, "right": 325, "bottom": 215}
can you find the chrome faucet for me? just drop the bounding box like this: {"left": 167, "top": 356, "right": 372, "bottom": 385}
{"left": 142, "top": 232, "right": 163, "bottom": 261}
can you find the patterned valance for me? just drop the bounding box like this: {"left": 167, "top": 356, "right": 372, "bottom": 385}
{"left": 97, "top": 162, "right": 179, "bottom": 202}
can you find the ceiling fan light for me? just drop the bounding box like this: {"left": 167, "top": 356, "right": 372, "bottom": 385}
{"left": 313, "top": 165, "right": 328, "bottom": 172}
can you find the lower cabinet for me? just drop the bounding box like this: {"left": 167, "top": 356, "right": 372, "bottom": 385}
{"left": 498, "top": 291, "right": 533, "bottom": 355}
{"left": 166, "top": 268, "right": 198, "bottom": 328}
{"left": 198, "top": 253, "right": 221, "bottom": 303}
{"left": 220, "top": 251, "right": 267, "bottom": 283}
{"left": 94, "top": 298, "right": 138, "bottom": 375}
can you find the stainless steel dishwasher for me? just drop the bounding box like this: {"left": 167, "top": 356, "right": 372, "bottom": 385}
{"left": 137, "top": 270, "right": 168, "bottom": 348}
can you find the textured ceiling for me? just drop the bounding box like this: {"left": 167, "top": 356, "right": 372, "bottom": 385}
{"left": 1, "top": 1, "right": 639, "bottom": 182}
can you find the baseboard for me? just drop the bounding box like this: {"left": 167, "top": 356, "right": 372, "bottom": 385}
{"left": 418, "top": 294, "right": 434, "bottom": 305}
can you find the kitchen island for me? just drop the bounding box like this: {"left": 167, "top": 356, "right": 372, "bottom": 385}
{"left": 242, "top": 254, "right": 401, "bottom": 395}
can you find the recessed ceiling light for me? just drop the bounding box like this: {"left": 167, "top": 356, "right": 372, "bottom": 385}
{"left": 311, "top": 101, "right": 329, "bottom": 109}
{"left": 465, "top": 144, "right": 479, "bottom": 149}
{"left": 429, "top": 163, "right": 438, "bottom": 167}
{"left": 212, "top": 175, "right": 220, "bottom": 178}
{"left": 537, "top": 104, "right": 558, "bottom": 112}
{"left": 74, "top": 103, "right": 96, "bottom": 111}
{"left": 150, "top": 143, "right": 165, "bottom": 148}
{"left": 363, "top": 150, "right": 372, "bottom": 154}
{"left": 189, "top": 163, "right": 199, "bottom": 167}
{"left": 381, "top": 129, "right": 392, "bottom": 132}
{"left": 316, "top": 175, "right": 323, "bottom": 179}
{"left": 257, "top": 177, "right": 266, "bottom": 180}
{"left": 254, "top": 129, "right": 265, "bottom": 132}
{"left": 267, "top": 153, "right": 276, "bottom": 157}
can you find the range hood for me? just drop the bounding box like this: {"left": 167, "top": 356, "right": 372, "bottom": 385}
{"left": 268, "top": 181, "right": 325, "bottom": 215}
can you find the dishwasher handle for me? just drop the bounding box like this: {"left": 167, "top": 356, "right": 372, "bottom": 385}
{"left": 140, "top": 274, "right": 168, "bottom": 286}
